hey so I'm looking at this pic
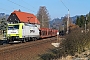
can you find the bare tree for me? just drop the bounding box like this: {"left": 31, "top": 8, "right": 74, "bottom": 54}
{"left": 37, "top": 6, "right": 50, "bottom": 28}
{"left": 62, "top": 16, "right": 67, "bottom": 32}
{"left": 62, "top": 15, "right": 73, "bottom": 32}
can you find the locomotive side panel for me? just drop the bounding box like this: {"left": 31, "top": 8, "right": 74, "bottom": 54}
{"left": 22, "top": 24, "right": 40, "bottom": 39}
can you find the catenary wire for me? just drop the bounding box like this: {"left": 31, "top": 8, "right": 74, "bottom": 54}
{"left": 60, "top": 0, "right": 69, "bottom": 10}
{"left": 7, "top": 0, "right": 36, "bottom": 13}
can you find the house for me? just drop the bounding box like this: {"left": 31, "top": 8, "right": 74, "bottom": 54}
{"left": 7, "top": 10, "right": 40, "bottom": 28}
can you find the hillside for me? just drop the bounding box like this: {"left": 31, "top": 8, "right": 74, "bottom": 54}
{"left": 49, "top": 16, "right": 79, "bottom": 30}
{"left": 0, "top": 13, "right": 9, "bottom": 19}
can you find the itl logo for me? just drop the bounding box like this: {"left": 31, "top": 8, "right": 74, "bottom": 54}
{"left": 30, "top": 30, "right": 35, "bottom": 33}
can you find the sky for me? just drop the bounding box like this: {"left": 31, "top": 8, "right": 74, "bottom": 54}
{"left": 0, "top": 0, "right": 90, "bottom": 20}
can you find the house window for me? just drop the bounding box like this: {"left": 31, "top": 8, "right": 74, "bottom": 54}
{"left": 13, "top": 14, "right": 14, "bottom": 16}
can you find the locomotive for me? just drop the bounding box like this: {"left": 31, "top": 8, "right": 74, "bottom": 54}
{"left": 6, "top": 23, "right": 58, "bottom": 43}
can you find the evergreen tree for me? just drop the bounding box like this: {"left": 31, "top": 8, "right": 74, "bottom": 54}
{"left": 76, "top": 16, "right": 79, "bottom": 25}
{"left": 0, "top": 18, "right": 7, "bottom": 33}
{"left": 86, "top": 12, "right": 90, "bottom": 23}
{"left": 76, "top": 15, "right": 85, "bottom": 27}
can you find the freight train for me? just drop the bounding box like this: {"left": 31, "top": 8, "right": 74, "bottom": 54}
{"left": 6, "top": 23, "right": 58, "bottom": 43}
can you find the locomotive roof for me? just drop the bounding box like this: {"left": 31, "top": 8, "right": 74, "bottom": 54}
{"left": 11, "top": 10, "right": 40, "bottom": 24}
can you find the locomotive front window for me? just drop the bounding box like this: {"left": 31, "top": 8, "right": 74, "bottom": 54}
{"left": 8, "top": 25, "right": 19, "bottom": 30}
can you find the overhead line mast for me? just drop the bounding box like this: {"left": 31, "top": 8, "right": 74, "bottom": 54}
{"left": 67, "top": 9, "right": 70, "bottom": 34}
{"left": 60, "top": 0, "right": 70, "bottom": 34}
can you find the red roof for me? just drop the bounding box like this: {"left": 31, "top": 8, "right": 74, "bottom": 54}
{"left": 12, "top": 10, "right": 40, "bottom": 24}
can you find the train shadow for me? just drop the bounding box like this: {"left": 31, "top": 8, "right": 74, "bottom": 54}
{"left": 0, "top": 40, "right": 8, "bottom": 45}
{"left": 0, "top": 39, "right": 21, "bottom": 45}
{"left": 8, "top": 41, "right": 22, "bottom": 45}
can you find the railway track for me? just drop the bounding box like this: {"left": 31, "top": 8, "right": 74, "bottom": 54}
{"left": 0, "top": 37, "right": 57, "bottom": 54}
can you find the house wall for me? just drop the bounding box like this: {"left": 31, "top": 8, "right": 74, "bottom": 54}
{"left": 7, "top": 13, "right": 40, "bottom": 29}
{"left": 7, "top": 13, "right": 20, "bottom": 23}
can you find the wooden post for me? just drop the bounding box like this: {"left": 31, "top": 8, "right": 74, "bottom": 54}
{"left": 57, "top": 32, "right": 59, "bottom": 43}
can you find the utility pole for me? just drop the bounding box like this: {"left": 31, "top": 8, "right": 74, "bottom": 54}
{"left": 60, "top": 0, "right": 70, "bottom": 34}
{"left": 66, "top": 9, "right": 69, "bottom": 34}
{"left": 85, "top": 16, "right": 87, "bottom": 33}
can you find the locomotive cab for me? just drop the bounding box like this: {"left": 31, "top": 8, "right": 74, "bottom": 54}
{"left": 7, "top": 24, "right": 20, "bottom": 42}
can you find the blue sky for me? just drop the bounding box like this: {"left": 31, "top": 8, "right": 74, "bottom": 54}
{"left": 0, "top": 0, "right": 90, "bottom": 20}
